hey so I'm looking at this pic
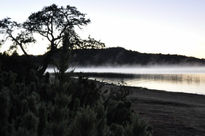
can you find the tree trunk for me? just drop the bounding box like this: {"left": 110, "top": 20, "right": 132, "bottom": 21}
{"left": 38, "top": 52, "right": 51, "bottom": 75}
{"left": 38, "top": 47, "right": 57, "bottom": 75}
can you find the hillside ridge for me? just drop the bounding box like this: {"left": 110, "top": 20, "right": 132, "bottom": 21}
{"left": 71, "top": 47, "right": 205, "bottom": 66}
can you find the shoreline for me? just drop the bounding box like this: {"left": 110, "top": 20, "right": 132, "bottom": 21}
{"left": 72, "top": 72, "right": 205, "bottom": 95}
{"left": 101, "top": 82, "right": 205, "bottom": 136}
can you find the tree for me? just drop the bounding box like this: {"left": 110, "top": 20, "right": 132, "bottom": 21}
{"left": 0, "top": 4, "right": 105, "bottom": 75}
{"left": 0, "top": 18, "right": 35, "bottom": 55}
{"left": 23, "top": 4, "right": 90, "bottom": 51}
{"left": 24, "top": 4, "right": 103, "bottom": 74}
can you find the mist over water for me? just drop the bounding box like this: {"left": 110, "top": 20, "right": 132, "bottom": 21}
{"left": 47, "top": 66, "right": 205, "bottom": 95}
{"left": 72, "top": 66, "right": 205, "bottom": 74}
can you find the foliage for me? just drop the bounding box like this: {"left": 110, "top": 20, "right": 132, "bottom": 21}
{"left": 0, "top": 18, "right": 35, "bottom": 55}
{"left": 0, "top": 4, "right": 105, "bottom": 75}
{"left": 0, "top": 63, "right": 152, "bottom": 136}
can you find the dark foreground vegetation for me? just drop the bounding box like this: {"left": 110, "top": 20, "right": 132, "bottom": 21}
{"left": 0, "top": 55, "right": 152, "bottom": 136}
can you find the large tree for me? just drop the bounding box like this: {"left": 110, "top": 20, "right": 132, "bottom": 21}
{"left": 23, "top": 4, "right": 90, "bottom": 51}
{"left": 0, "top": 4, "right": 104, "bottom": 75}
{"left": 25, "top": 4, "right": 90, "bottom": 74}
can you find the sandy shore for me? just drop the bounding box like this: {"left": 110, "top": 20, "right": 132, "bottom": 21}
{"left": 72, "top": 72, "right": 205, "bottom": 135}
{"left": 102, "top": 83, "right": 205, "bottom": 136}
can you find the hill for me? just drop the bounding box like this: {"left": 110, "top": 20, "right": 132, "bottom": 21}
{"left": 70, "top": 47, "right": 205, "bottom": 66}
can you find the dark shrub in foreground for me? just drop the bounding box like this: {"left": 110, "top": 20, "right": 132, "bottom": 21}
{"left": 0, "top": 68, "right": 152, "bottom": 136}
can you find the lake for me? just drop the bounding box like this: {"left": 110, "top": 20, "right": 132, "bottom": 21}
{"left": 47, "top": 66, "right": 205, "bottom": 95}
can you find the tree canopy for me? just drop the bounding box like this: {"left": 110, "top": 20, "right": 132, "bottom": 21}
{"left": 23, "top": 4, "right": 91, "bottom": 51}
{"left": 0, "top": 18, "right": 35, "bottom": 55}
{"left": 0, "top": 4, "right": 105, "bottom": 74}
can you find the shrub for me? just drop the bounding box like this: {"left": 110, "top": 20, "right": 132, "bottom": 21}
{"left": 0, "top": 67, "right": 152, "bottom": 136}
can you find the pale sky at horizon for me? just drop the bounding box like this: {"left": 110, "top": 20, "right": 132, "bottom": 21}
{"left": 1, "top": 0, "right": 205, "bottom": 58}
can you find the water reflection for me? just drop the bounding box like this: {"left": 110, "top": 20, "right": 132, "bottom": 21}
{"left": 93, "top": 74, "right": 203, "bottom": 84}
{"left": 46, "top": 66, "right": 205, "bottom": 95}
{"left": 135, "top": 74, "right": 201, "bottom": 84}
{"left": 92, "top": 74, "right": 205, "bottom": 95}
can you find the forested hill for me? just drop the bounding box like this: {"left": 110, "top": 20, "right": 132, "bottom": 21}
{"left": 1, "top": 47, "right": 205, "bottom": 68}
{"left": 70, "top": 47, "right": 205, "bottom": 66}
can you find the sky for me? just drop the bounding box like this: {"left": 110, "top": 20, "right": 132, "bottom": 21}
{"left": 0, "top": 0, "right": 205, "bottom": 58}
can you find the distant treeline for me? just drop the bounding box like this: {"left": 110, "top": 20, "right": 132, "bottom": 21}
{"left": 0, "top": 53, "right": 43, "bottom": 74}
{"left": 1, "top": 47, "right": 205, "bottom": 70}
{"left": 71, "top": 47, "right": 205, "bottom": 66}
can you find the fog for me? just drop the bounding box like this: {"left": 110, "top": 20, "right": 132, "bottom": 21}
{"left": 46, "top": 66, "right": 205, "bottom": 95}
{"left": 68, "top": 66, "right": 205, "bottom": 74}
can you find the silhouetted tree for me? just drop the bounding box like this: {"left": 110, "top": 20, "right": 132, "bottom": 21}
{"left": 24, "top": 4, "right": 105, "bottom": 74}
{"left": 24, "top": 4, "right": 90, "bottom": 50}
{"left": 0, "top": 4, "right": 105, "bottom": 75}
{"left": 0, "top": 18, "right": 35, "bottom": 55}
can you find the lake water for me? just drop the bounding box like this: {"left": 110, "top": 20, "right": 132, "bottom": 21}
{"left": 47, "top": 66, "right": 205, "bottom": 95}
